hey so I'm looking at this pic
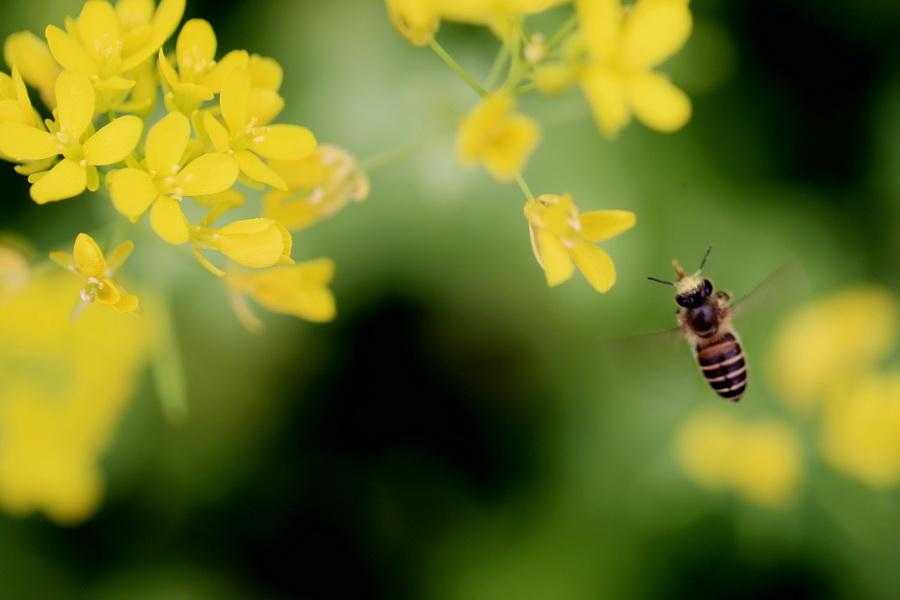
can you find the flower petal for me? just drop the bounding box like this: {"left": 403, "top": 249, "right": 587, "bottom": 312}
{"left": 576, "top": 0, "right": 623, "bottom": 59}
{"left": 535, "top": 229, "right": 574, "bottom": 286}
{"left": 150, "top": 196, "right": 190, "bottom": 245}
{"left": 84, "top": 115, "right": 143, "bottom": 165}
{"left": 249, "top": 124, "right": 317, "bottom": 161}
{"left": 571, "top": 241, "right": 616, "bottom": 293}
{"left": 0, "top": 123, "right": 59, "bottom": 161}
{"left": 106, "top": 240, "right": 135, "bottom": 273}
{"left": 177, "top": 152, "right": 239, "bottom": 196}
{"left": 107, "top": 168, "right": 157, "bottom": 221}
{"left": 176, "top": 19, "right": 217, "bottom": 78}
{"left": 146, "top": 110, "right": 190, "bottom": 174}
{"left": 202, "top": 111, "right": 231, "bottom": 151}
{"left": 579, "top": 210, "right": 636, "bottom": 242}
{"left": 249, "top": 89, "right": 285, "bottom": 126}
{"left": 3, "top": 31, "right": 61, "bottom": 109}
{"left": 582, "top": 65, "right": 630, "bottom": 138}
{"left": 121, "top": 0, "right": 186, "bottom": 71}
{"left": 73, "top": 232, "right": 106, "bottom": 278}
{"left": 236, "top": 149, "right": 287, "bottom": 190}
{"left": 628, "top": 71, "right": 692, "bottom": 133}
{"left": 200, "top": 49, "right": 249, "bottom": 92}
{"left": 249, "top": 54, "right": 283, "bottom": 90}
{"left": 96, "top": 277, "right": 122, "bottom": 305}
{"left": 44, "top": 25, "right": 98, "bottom": 75}
{"left": 621, "top": 0, "right": 692, "bottom": 70}
{"left": 77, "top": 1, "right": 122, "bottom": 65}
{"left": 220, "top": 68, "right": 251, "bottom": 134}
{"left": 30, "top": 159, "right": 87, "bottom": 204}
{"left": 215, "top": 218, "right": 289, "bottom": 268}
{"left": 55, "top": 71, "right": 95, "bottom": 140}
{"left": 113, "top": 289, "right": 140, "bottom": 313}
{"left": 49, "top": 250, "right": 74, "bottom": 271}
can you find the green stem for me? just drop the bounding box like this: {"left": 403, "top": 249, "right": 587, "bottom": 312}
{"left": 429, "top": 39, "right": 488, "bottom": 98}
{"left": 152, "top": 294, "right": 189, "bottom": 425}
{"left": 360, "top": 139, "right": 426, "bottom": 172}
{"left": 485, "top": 43, "right": 510, "bottom": 89}
{"left": 546, "top": 14, "right": 579, "bottom": 53}
{"left": 515, "top": 174, "right": 535, "bottom": 200}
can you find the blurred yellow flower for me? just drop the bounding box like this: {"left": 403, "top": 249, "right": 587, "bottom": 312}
{"left": 820, "top": 373, "right": 900, "bottom": 489}
{"left": 457, "top": 93, "right": 540, "bottom": 182}
{"left": 0, "top": 72, "right": 143, "bottom": 204}
{"left": 3, "top": 31, "right": 60, "bottom": 109}
{"left": 0, "top": 237, "right": 31, "bottom": 300}
{"left": 263, "top": 145, "right": 370, "bottom": 231}
{"left": 203, "top": 68, "right": 317, "bottom": 190}
{"left": 0, "top": 272, "right": 151, "bottom": 524}
{"left": 386, "top": 0, "right": 569, "bottom": 46}
{"left": 574, "top": 0, "right": 692, "bottom": 137}
{"left": 107, "top": 111, "right": 239, "bottom": 244}
{"left": 226, "top": 258, "right": 337, "bottom": 331}
{"left": 157, "top": 19, "right": 250, "bottom": 114}
{"left": 50, "top": 233, "right": 140, "bottom": 314}
{"left": 675, "top": 409, "right": 802, "bottom": 509}
{"left": 523, "top": 193, "right": 634, "bottom": 292}
{"left": 768, "top": 287, "right": 898, "bottom": 414}
{"left": 192, "top": 217, "right": 294, "bottom": 271}
{"left": 44, "top": 0, "right": 185, "bottom": 111}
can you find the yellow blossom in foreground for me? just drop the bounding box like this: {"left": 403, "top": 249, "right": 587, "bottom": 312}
{"left": 675, "top": 409, "right": 802, "bottom": 509}
{"left": 0, "top": 68, "right": 43, "bottom": 130}
{"left": 44, "top": 0, "right": 185, "bottom": 111}
{"left": 0, "top": 72, "right": 143, "bottom": 203}
{"left": 203, "top": 68, "right": 316, "bottom": 191}
{"left": 49, "top": 233, "right": 139, "bottom": 313}
{"left": 157, "top": 18, "right": 250, "bottom": 114}
{"left": 227, "top": 258, "right": 337, "bottom": 331}
{"left": 820, "top": 373, "right": 900, "bottom": 488}
{"left": 386, "top": 0, "right": 569, "bottom": 46}
{"left": 768, "top": 288, "right": 898, "bottom": 414}
{"left": 3, "top": 31, "right": 60, "bottom": 109}
{"left": 574, "top": 0, "right": 692, "bottom": 137}
{"left": 192, "top": 218, "right": 293, "bottom": 273}
{"left": 107, "top": 111, "right": 239, "bottom": 244}
{"left": 0, "top": 272, "right": 150, "bottom": 524}
{"left": 524, "top": 193, "right": 634, "bottom": 292}
{"left": 263, "top": 145, "right": 370, "bottom": 231}
{"left": 457, "top": 93, "right": 540, "bottom": 182}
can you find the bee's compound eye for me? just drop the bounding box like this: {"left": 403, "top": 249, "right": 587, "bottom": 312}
{"left": 676, "top": 294, "right": 691, "bottom": 308}
{"left": 703, "top": 279, "right": 713, "bottom": 296}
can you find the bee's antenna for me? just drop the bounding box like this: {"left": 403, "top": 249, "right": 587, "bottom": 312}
{"left": 699, "top": 245, "right": 712, "bottom": 271}
{"left": 647, "top": 276, "right": 675, "bottom": 286}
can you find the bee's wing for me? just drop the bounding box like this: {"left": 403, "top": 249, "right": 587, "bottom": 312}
{"left": 731, "top": 261, "right": 806, "bottom": 319}
{"left": 602, "top": 325, "right": 685, "bottom": 356}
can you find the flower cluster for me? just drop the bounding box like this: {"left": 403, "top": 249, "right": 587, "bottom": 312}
{"left": 387, "top": 0, "right": 692, "bottom": 293}
{"left": 0, "top": 0, "right": 368, "bottom": 327}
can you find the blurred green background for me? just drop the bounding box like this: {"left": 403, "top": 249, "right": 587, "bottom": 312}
{"left": 1, "top": 0, "right": 900, "bottom": 598}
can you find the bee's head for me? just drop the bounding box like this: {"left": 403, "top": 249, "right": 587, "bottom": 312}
{"left": 647, "top": 246, "right": 715, "bottom": 308}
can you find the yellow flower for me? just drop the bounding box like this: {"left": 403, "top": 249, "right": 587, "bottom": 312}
{"left": 44, "top": 0, "right": 185, "bottom": 112}
{"left": 0, "top": 72, "right": 143, "bottom": 204}
{"left": 226, "top": 258, "right": 337, "bottom": 331}
{"left": 192, "top": 218, "right": 294, "bottom": 271}
{"left": 768, "top": 288, "right": 898, "bottom": 414}
{"left": 0, "top": 271, "right": 150, "bottom": 524}
{"left": 675, "top": 409, "right": 802, "bottom": 509}
{"left": 107, "top": 111, "right": 239, "bottom": 245}
{"left": 820, "top": 373, "right": 900, "bottom": 489}
{"left": 574, "top": 0, "right": 692, "bottom": 137}
{"left": 157, "top": 19, "right": 251, "bottom": 114}
{"left": 263, "top": 145, "right": 370, "bottom": 231}
{"left": 457, "top": 93, "right": 540, "bottom": 182}
{"left": 386, "top": 0, "right": 569, "bottom": 46}
{"left": 0, "top": 67, "right": 43, "bottom": 129}
{"left": 523, "top": 193, "right": 635, "bottom": 292}
{"left": 49, "top": 233, "right": 139, "bottom": 313}
{"left": 203, "top": 68, "right": 317, "bottom": 190}
{"left": 3, "top": 31, "right": 61, "bottom": 109}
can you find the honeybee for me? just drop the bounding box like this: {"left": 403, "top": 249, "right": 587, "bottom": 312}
{"left": 648, "top": 247, "right": 747, "bottom": 402}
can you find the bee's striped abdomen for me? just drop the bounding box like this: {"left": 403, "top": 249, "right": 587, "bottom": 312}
{"left": 695, "top": 333, "right": 747, "bottom": 401}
